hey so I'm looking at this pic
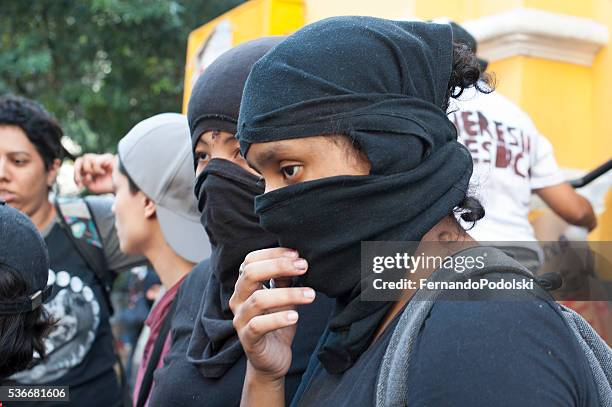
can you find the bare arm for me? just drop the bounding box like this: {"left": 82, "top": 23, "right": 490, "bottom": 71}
{"left": 241, "top": 363, "right": 286, "bottom": 407}
{"left": 230, "top": 248, "right": 316, "bottom": 407}
{"left": 535, "top": 183, "right": 597, "bottom": 231}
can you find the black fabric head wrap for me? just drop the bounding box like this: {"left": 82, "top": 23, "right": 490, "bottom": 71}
{"left": 237, "top": 17, "right": 474, "bottom": 374}
{"left": 186, "top": 37, "right": 283, "bottom": 378}
{"left": 187, "top": 36, "right": 286, "bottom": 155}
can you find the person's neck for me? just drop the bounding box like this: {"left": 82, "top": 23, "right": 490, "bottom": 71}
{"left": 31, "top": 199, "right": 57, "bottom": 232}
{"left": 372, "top": 216, "right": 478, "bottom": 343}
{"left": 143, "top": 232, "right": 194, "bottom": 289}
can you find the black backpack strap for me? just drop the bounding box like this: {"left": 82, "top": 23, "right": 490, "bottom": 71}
{"left": 55, "top": 197, "right": 132, "bottom": 404}
{"left": 458, "top": 246, "right": 562, "bottom": 300}
{"left": 377, "top": 246, "right": 562, "bottom": 407}
{"left": 136, "top": 298, "right": 178, "bottom": 407}
{"left": 54, "top": 197, "right": 115, "bottom": 315}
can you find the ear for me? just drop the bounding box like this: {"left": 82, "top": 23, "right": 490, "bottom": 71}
{"left": 142, "top": 195, "right": 157, "bottom": 219}
{"left": 46, "top": 159, "right": 61, "bottom": 187}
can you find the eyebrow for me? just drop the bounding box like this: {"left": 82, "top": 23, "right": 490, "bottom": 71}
{"left": 7, "top": 151, "right": 31, "bottom": 157}
{"left": 247, "top": 144, "right": 292, "bottom": 173}
{"left": 196, "top": 133, "right": 238, "bottom": 148}
{"left": 224, "top": 135, "right": 238, "bottom": 146}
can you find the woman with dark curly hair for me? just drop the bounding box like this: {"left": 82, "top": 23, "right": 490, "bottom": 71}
{"left": 0, "top": 95, "right": 145, "bottom": 406}
{"left": 228, "top": 17, "right": 601, "bottom": 406}
{"left": 0, "top": 200, "right": 55, "bottom": 380}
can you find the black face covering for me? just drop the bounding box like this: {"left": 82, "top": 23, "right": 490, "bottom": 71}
{"left": 255, "top": 143, "right": 470, "bottom": 373}
{"left": 237, "top": 17, "right": 474, "bottom": 374}
{"left": 187, "top": 159, "right": 278, "bottom": 377}
{"left": 185, "top": 37, "right": 285, "bottom": 377}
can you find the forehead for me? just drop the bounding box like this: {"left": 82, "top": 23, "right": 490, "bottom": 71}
{"left": 246, "top": 139, "right": 292, "bottom": 163}
{"left": 246, "top": 137, "right": 337, "bottom": 161}
{"left": 0, "top": 125, "right": 36, "bottom": 152}
{"left": 196, "top": 130, "right": 236, "bottom": 146}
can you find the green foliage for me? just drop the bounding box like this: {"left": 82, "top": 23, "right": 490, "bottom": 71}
{"left": 0, "top": 0, "right": 243, "bottom": 153}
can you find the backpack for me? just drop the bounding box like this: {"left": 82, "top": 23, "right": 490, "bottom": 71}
{"left": 54, "top": 196, "right": 116, "bottom": 315}
{"left": 55, "top": 196, "right": 132, "bottom": 406}
{"left": 375, "top": 246, "right": 612, "bottom": 407}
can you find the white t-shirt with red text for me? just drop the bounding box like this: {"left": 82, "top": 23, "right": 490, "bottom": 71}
{"left": 450, "top": 87, "right": 565, "bottom": 241}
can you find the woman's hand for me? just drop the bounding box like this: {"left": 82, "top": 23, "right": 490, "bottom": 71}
{"left": 230, "top": 247, "right": 316, "bottom": 382}
{"left": 74, "top": 153, "right": 115, "bottom": 194}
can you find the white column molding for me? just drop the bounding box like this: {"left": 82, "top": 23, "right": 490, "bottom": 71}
{"left": 462, "top": 8, "right": 609, "bottom": 66}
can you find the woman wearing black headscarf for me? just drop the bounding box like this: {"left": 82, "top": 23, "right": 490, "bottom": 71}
{"left": 146, "top": 37, "right": 332, "bottom": 407}
{"left": 230, "top": 17, "right": 601, "bottom": 406}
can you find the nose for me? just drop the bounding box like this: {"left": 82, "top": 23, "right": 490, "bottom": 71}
{"left": 211, "top": 150, "right": 232, "bottom": 161}
{"left": 264, "top": 180, "right": 283, "bottom": 194}
{"left": 0, "top": 157, "right": 10, "bottom": 182}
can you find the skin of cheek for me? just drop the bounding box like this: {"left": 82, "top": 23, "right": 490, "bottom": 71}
{"left": 0, "top": 126, "right": 53, "bottom": 217}
{"left": 113, "top": 174, "right": 149, "bottom": 255}
{"left": 11, "top": 162, "right": 50, "bottom": 217}
{"left": 195, "top": 131, "right": 260, "bottom": 177}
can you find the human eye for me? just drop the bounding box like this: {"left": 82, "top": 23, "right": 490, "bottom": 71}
{"left": 195, "top": 151, "right": 210, "bottom": 162}
{"left": 12, "top": 157, "right": 29, "bottom": 166}
{"left": 280, "top": 164, "right": 303, "bottom": 181}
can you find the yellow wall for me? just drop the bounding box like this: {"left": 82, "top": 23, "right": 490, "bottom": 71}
{"left": 305, "top": 0, "right": 523, "bottom": 23}
{"left": 182, "top": 0, "right": 304, "bottom": 110}
{"left": 525, "top": 0, "right": 593, "bottom": 18}
{"left": 410, "top": 0, "right": 521, "bottom": 21}
{"left": 486, "top": 57, "right": 523, "bottom": 103}
{"left": 304, "top": 0, "right": 410, "bottom": 21}
{"left": 520, "top": 58, "right": 595, "bottom": 169}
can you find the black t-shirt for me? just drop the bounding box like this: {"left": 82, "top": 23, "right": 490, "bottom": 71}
{"left": 4, "top": 224, "right": 120, "bottom": 406}
{"left": 1, "top": 197, "right": 144, "bottom": 407}
{"left": 149, "top": 263, "right": 334, "bottom": 407}
{"left": 293, "top": 300, "right": 598, "bottom": 407}
{"left": 295, "top": 303, "right": 399, "bottom": 407}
